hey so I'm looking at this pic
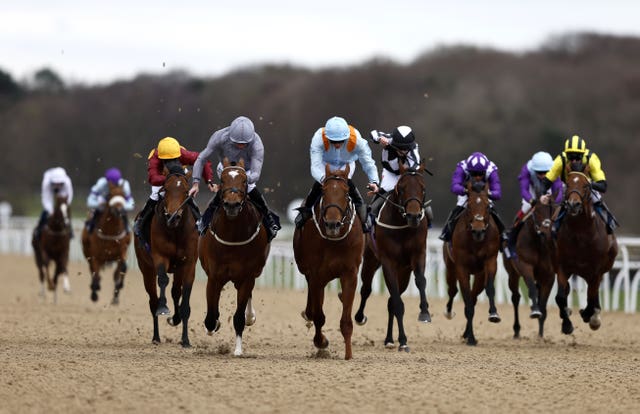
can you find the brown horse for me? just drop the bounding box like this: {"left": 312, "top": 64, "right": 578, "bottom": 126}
{"left": 32, "top": 194, "right": 71, "bottom": 302}
{"left": 554, "top": 165, "right": 618, "bottom": 334}
{"left": 293, "top": 164, "right": 364, "bottom": 360}
{"left": 200, "top": 158, "right": 270, "bottom": 357}
{"left": 354, "top": 163, "right": 430, "bottom": 352}
{"left": 134, "top": 166, "right": 198, "bottom": 347}
{"left": 503, "top": 195, "right": 556, "bottom": 338}
{"left": 81, "top": 183, "right": 131, "bottom": 304}
{"left": 443, "top": 179, "right": 501, "bottom": 345}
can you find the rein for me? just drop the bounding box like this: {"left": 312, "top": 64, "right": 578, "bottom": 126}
{"left": 210, "top": 222, "right": 262, "bottom": 246}
{"left": 312, "top": 197, "right": 356, "bottom": 241}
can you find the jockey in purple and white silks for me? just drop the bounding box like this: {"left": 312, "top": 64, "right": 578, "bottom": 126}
{"left": 439, "top": 152, "right": 508, "bottom": 246}
{"left": 86, "top": 167, "right": 135, "bottom": 234}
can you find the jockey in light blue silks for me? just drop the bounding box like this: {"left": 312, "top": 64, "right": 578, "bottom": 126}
{"left": 294, "top": 116, "right": 379, "bottom": 233}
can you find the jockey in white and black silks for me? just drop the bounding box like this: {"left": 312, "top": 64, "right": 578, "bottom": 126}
{"left": 35, "top": 167, "right": 74, "bottom": 240}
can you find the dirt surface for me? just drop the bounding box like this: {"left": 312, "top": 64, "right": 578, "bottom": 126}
{"left": 1, "top": 253, "right": 639, "bottom": 414}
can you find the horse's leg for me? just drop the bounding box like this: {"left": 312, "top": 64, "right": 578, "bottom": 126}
{"left": 537, "top": 274, "right": 553, "bottom": 338}
{"left": 60, "top": 248, "right": 70, "bottom": 294}
{"left": 444, "top": 265, "right": 459, "bottom": 319}
{"left": 383, "top": 265, "right": 409, "bottom": 351}
{"left": 177, "top": 263, "right": 196, "bottom": 348}
{"left": 506, "top": 262, "right": 522, "bottom": 338}
{"left": 32, "top": 238, "right": 46, "bottom": 296}
{"left": 168, "top": 266, "right": 183, "bottom": 327}
{"left": 413, "top": 254, "right": 431, "bottom": 323}
{"left": 485, "top": 258, "right": 501, "bottom": 323}
{"left": 245, "top": 295, "right": 256, "bottom": 326}
{"left": 580, "top": 275, "right": 603, "bottom": 330}
{"left": 555, "top": 268, "right": 574, "bottom": 335}
{"left": 309, "top": 276, "right": 329, "bottom": 350}
{"left": 155, "top": 263, "right": 171, "bottom": 316}
{"left": 354, "top": 245, "right": 379, "bottom": 325}
{"left": 461, "top": 274, "right": 478, "bottom": 345}
{"left": 301, "top": 275, "right": 313, "bottom": 328}
{"left": 339, "top": 271, "right": 357, "bottom": 360}
{"left": 233, "top": 278, "right": 257, "bottom": 356}
{"left": 112, "top": 258, "right": 127, "bottom": 305}
{"left": 89, "top": 258, "right": 101, "bottom": 303}
{"left": 204, "top": 276, "right": 223, "bottom": 334}
{"left": 142, "top": 269, "right": 161, "bottom": 344}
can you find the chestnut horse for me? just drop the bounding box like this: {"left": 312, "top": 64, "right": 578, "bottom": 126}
{"left": 503, "top": 194, "right": 556, "bottom": 338}
{"left": 134, "top": 166, "right": 198, "bottom": 347}
{"left": 293, "top": 165, "right": 364, "bottom": 360}
{"left": 354, "top": 163, "right": 431, "bottom": 352}
{"left": 554, "top": 165, "right": 618, "bottom": 334}
{"left": 443, "top": 180, "right": 501, "bottom": 345}
{"left": 32, "top": 194, "right": 71, "bottom": 302}
{"left": 200, "top": 158, "right": 270, "bottom": 357}
{"left": 81, "top": 183, "right": 131, "bottom": 304}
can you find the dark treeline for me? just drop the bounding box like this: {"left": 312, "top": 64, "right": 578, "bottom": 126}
{"left": 2, "top": 32, "right": 640, "bottom": 232}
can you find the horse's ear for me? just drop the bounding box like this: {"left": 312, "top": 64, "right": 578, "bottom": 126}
{"left": 583, "top": 162, "right": 591, "bottom": 176}
{"left": 223, "top": 157, "right": 230, "bottom": 168}
{"left": 186, "top": 169, "right": 193, "bottom": 180}
{"left": 325, "top": 163, "right": 331, "bottom": 177}
{"left": 162, "top": 165, "right": 169, "bottom": 176}
{"left": 238, "top": 158, "right": 245, "bottom": 169}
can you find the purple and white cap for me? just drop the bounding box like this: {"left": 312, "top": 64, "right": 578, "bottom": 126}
{"left": 466, "top": 152, "right": 489, "bottom": 172}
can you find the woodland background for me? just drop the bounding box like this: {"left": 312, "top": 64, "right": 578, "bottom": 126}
{"left": 1, "top": 33, "right": 638, "bottom": 232}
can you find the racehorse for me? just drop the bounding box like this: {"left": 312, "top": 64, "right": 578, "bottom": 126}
{"left": 503, "top": 193, "right": 556, "bottom": 338}
{"left": 134, "top": 165, "right": 198, "bottom": 347}
{"left": 200, "top": 158, "right": 270, "bottom": 357}
{"left": 554, "top": 165, "right": 618, "bottom": 334}
{"left": 354, "top": 163, "right": 431, "bottom": 352}
{"left": 443, "top": 179, "right": 501, "bottom": 345}
{"left": 293, "top": 164, "right": 364, "bottom": 360}
{"left": 32, "top": 194, "right": 71, "bottom": 302}
{"left": 81, "top": 183, "right": 131, "bottom": 304}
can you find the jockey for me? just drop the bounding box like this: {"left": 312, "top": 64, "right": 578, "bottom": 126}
{"left": 189, "top": 116, "right": 281, "bottom": 242}
{"left": 294, "top": 116, "right": 379, "bottom": 233}
{"left": 35, "top": 167, "right": 73, "bottom": 240}
{"left": 369, "top": 125, "right": 433, "bottom": 226}
{"left": 439, "top": 152, "right": 508, "bottom": 246}
{"left": 542, "top": 134, "right": 618, "bottom": 234}
{"left": 85, "top": 167, "right": 135, "bottom": 234}
{"left": 134, "top": 136, "right": 213, "bottom": 241}
{"left": 507, "top": 151, "right": 564, "bottom": 249}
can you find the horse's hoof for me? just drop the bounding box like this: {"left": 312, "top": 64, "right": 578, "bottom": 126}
{"left": 444, "top": 310, "right": 455, "bottom": 320}
{"left": 204, "top": 320, "right": 221, "bottom": 335}
{"left": 355, "top": 315, "right": 367, "bottom": 326}
{"left": 488, "top": 313, "right": 501, "bottom": 323}
{"left": 234, "top": 349, "right": 243, "bottom": 357}
{"left": 62, "top": 277, "right": 71, "bottom": 293}
{"left": 167, "top": 316, "right": 178, "bottom": 327}
{"left": 90, "top": 292, "right": 98, "bottom": 302}
{"left": 566, "top": 307, "right": 573, "bottom": 316}
{"left": 152, "top": 338, "right": 161, "bottom": 345}
{"left": 111, "top": 297, "right": 119, "bottom": 306}
{"left": 398, "top": 345, "right": 410, "bottom": 353}
{"left": 466, "top": 338, "right": 478, "bottom": 346}
{"left": 561, "top": 321, "right": 574, "bottom": 335}
{"left": 530, "top": 309, "right": 542, "bottom": 319}
{"left": 589, "top": 309, "right": 602, "bottom": 331}
{"left": 155, "top": 305, "right": 170, "bottom": 316}
{"left": 418, "top": 311, "right": 431, "bottom": 323}
{"left": 245, "top": 314, "right": 256, "bottom": 327}
{"left": 301, "top": 310, "right": 313, "bottom": 328}
{"left": 384, "top": 341, "right": 395, "bottom": 349}
{"left": 314, "top": 337, "right": 329, "bottom": 349}
{"left": 180, "top": 341, "right": 192, "bottom": 349}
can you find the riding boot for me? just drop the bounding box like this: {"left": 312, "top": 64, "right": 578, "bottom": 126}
{"left": 369, "top": 190, "right": 386, "bottom": 219}
{"left": 86, "top": 210, "right": 101, "bottom": 234}
{"left": 34, "top": 210, "right": 48, "bottom": 242}
{"left": 134, "top": 198, "right": 157, "bottom": 239}
{"left": 490, "top": 207, "right": 509, "bottom": 252}
{"left": 594, "top": 201, "right": 618, "bottom": 234}
{"left": 425, "top": 205, "right": 433, "bottom": 229}
{"left": 123, "top": 214, "right": 130, "bottom": 234}
{"left": 249, "top": 188, "right": 281, "bottom": 242}
{"left": 551, "top": 204, "right": 566, "bottom": 239}
{"left": 439, "top": 206, "right": 464, "bottom": 242}
{"left": 348, "top": 180, "right": 371, "bottom": 233}
{"left": 199, "top": 193, "right": 221, "bottom": 235}
{"left": 294, "top": 181, "right": 322, "bottom": 229}
{"left": 507, "top": 210, "right": 526, "bottom": 254}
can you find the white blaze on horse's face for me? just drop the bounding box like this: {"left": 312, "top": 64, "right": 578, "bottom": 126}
{"left": 228, "top": 170, "right": 240, "bottom": 179}
{"left": 177, "top": 181, "right": 181, "bottom": 187}
{"left": 573, "top": 177, "right": 579, "bottom": 183}
{"left": 476, "top": 197, "right": 481, "bottom": 204}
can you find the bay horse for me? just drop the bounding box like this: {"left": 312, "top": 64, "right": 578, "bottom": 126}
{"left": 200, "top": 158, "right": 270, "bottom": 357}
{"left": 81, "top": 183, "right": 131, "bottom": 304}
{"left": 134, "top": 166, "right": 198, "bottom": 347}
{"left": 503, "top": 193, "right": 556, "bottom": 338}
{"left": 354, "top": 163, "right": 431, "bottom": 352}
{"left": 554, "top": 165, "right": 618, "bottom": 334}
{"left": 293, "top": 164, "right": 364, "bottom": 360}
{"left": 443, "top": 179, "right": 501, "bottom": 345}
{"left": 32, "top": 194, "right": 71, "bottom": 302}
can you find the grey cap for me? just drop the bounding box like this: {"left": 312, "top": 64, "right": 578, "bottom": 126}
{"left": 229, "top": 116, "right": 255, "bottom": 144}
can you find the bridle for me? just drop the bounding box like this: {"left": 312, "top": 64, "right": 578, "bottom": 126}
{"left": 313, "top": 175, "right": 355, "bottom": 240}
{"left": 375, "top": 170, "right": 429, "bottom": 229}
{"left": 220, "top": 166, "right": 248, "bottom": 208}
{"left": 159, "top": 172, "right": 190, "bottom": 227}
